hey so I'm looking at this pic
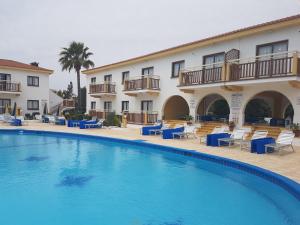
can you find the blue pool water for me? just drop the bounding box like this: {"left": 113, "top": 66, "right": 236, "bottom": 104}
{"left": 0, "top": 130, "right": 299, "bottom": 225}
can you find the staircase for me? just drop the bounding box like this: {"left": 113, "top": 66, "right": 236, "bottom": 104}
{"left": 196, "top": 122, "right": 226, "bottom": 136}
{"left": 251, "top": 125, "right": 283, "bottom": 138}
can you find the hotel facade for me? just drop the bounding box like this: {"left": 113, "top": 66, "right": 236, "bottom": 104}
{"left": 0, "top": 60, "right": 53, "bottom": 115}
{"left": 83, "top": 15, "right": 300, "bottom": 127}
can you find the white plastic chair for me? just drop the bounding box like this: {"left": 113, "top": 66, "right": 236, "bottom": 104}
{"left": 240, "top": 130, "right": 268, "bottom": 151}
{"left": 265, "top": 130, "right": 295, "bottom": 154}
{"left": 218, "top": 129, "right": 247, "bottom": 147}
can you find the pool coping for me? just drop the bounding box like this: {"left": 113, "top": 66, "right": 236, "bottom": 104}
{"left": 1, "top": 128, "right": 300, "bottom": 201}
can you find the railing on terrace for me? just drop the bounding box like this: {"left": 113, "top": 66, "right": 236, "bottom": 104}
{"left": 88, "top": 110, "right": 111, "bottom": 119}
{"left": 123, "top": 76, "right": 160, "bottom": 91}
{"left": 179, "top": 51, "right": 300, "bottom": 86}
{"left": 125, "top": 111, "right": 158, "bottom": 124}
{"left": 179, "top": 63, "right": 223, "bottom": 86}
{"left": 0, "top": 81, "right": 21, "bottom": 92}
{"left": 63, "top": 99, "right": 75, "bottom": 108}
{"left": 89, "top": 82, "right": 116, "bottom": 94}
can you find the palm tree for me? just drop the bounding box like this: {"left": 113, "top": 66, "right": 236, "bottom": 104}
{"left": 59, "top": 42, "right": 94, "bottom": 112}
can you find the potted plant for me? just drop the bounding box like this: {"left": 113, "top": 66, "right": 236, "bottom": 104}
{"left": 292, "top": 123, "right": 300, "bottom": 137}
{"left": 185, "top": 114, "right": 193, "bottom": 125}
{"left": 228, "top": 121, "right": 235, "bottom": 131}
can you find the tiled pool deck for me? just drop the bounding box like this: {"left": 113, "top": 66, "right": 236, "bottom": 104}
{"left": 1, "top": 122, "right": 300, "bottom": 183}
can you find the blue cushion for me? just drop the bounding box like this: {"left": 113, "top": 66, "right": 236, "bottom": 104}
{"left": 79, "top": 120, "right": 97, "bottom": 129}
{"left": 10, "top": 119, "right": 22, "bottom": 126}
{"left": 162, "top": 127, "right": 184, "bottom": 139}
{"left": 251, "top": 137, "right": 275, "bottom": 154}
{"left": 67, "top": 120, "right": 81, "bottom": 127}
{"left": 142, "top": 124, "right": 162, "bottom": 135}
{"left": 207, "top": 133, "right": 230, "bottom": 147}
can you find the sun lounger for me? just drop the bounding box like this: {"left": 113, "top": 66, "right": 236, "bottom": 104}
{"left": 141, "top": 123, "right": 163, "bottom": 135}
{"left": 200, "top": 125, "right": 229, "bottom": 143}
{"left": 218, "top": 129, "right": 247, "bottom": 147}
{"left": 10, "top": 118, "right": 22, "bottom": 126}
{"left": 172, "top": 125, "right": 197, "bottom": 139}
{"left": 162, "top": 126, "right": 184, "bottom": 139}
{"left": 240, "top": 130, "right": 268, "bottom": 151}
{"left": 265, "top": 130, "right": 295, "bottom": 154}
{"left": 84, "top": 119, "right": 104, "bottom": 129}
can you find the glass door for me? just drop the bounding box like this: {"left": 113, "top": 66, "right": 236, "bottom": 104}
{"left": 0, "top": 73, "right": 11, "bottom": 91}
{"left": 141, "top": 100, "right": 153, "bottom": 113}
{"left": 0, "top": 99, "right": 11, "bottom": 114}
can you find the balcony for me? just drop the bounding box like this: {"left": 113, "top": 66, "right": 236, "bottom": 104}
{"left": 0, "top": 81, "right": 21, "bottom": 95}
{"left": 62, "top": 99, "right": 75, "bottom": 108}
{"left": 123, "top": 76, "right": 160, "bottom": 96}
{"left": 125, "top": 111, "right": 158, "bottom": 124}
{"left": 89, "top": 82, "right": 116, "bottom": 98}
{"left": 179, "top": 51, "right": 300, "bottom": 92}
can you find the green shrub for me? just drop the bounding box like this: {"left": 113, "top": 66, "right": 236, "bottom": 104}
{"left": 103, "top": 112, "right": 121, "bottom": 127}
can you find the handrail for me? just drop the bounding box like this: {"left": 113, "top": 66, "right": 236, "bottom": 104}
{"left": 0, "top": 81, "right": 21, "bottom": 92}
{"left": 124, "top": 75, "right": 160, "bottom": 81}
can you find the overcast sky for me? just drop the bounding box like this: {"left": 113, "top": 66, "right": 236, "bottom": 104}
{"left": 1, "top": 0, "right": 300, "bottom": 92}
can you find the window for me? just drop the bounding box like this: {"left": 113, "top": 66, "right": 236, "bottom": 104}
{"left": 91, "top": 77, "right": 96, "bottom": 84}
{"left": 104, "top": 101, "right": 112, "bottom": 112}
{"left": 203, "top": 52, "right": 225, "bottom": 68}
{"left": 122, "top": 71, "right": 130, "bottom": 84}
{"left": 0, "top": 73, "right": 11, "bottom": 81}
{"left": 142, "top": 67, "right": 154, "bottom": 76}
{"left": 27, "top": 76, "right": 39, "bottom": 87}
{"left": 171, "top": 60, "right": 185, "bottom": 78}
{"left": 27, "top": 100, "right": 39, "bottom": 110}
{"left": 104, "top": 75, "right": 112, "bottom": 82}
{"left": 0, "top": 99, "right": 11, "bottom": 114}
{"left": 91, "top": 101, "right": 96, "bottom": 110}
{"left": 141, "top": 100, "right": 153, "bottom": 112}
{"left": 121, "top": 101, "right": 129, "bottom": 112}
{"left": 257, "top": 40, "right": 288, "bottom": 59}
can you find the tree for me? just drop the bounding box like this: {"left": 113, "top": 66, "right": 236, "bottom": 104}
{"left": 59, "top": 42, "right": 94, "bottom": 112}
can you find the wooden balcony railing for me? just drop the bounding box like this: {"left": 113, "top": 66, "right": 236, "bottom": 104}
{"left": 230, "top": 56, "right": 293, "bottom": 80}
{"left": 0, "top": 82, "right": 21, "bottom": 92}
{"left": 179, "top": 66, "right": 223, "bottom": 86}
{"left": 126, "top": 112, "right": 158, "bottom": 124}
{"left": 89, "top": 83, "right": 116, "bottom": 94}
{"left": 179, "top": 52, "right": 300, "bottom": 87}
{"left": 63, "top": 99, "right": 75, "bottom": 108}
{"left": 123, "top": 76, "right": 160, "bottom": 91}
{"left": 88, "top": 110, "right": 111, "bottom": 119}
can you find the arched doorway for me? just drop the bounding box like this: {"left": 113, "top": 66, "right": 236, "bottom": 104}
{"left": 196, "top": 94, "right": 230, "bottom": 122}
{"left": 244, "top": 91, "right": 294, "bottom": 126}
{"left": 163, "top": 95, "right": 189, "bottom": 120}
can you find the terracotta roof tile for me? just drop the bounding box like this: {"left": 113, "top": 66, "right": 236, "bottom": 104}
{"left": 0, "top": 59, "right": 53, "bottom": 74}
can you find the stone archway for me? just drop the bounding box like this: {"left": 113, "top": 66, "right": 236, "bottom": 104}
{"left": 196, "top": 94, "right": 230, "bottom": 122}
{"left": 163, "top": 95, "right": 189, "bottom": 120}
{"left": 244, "top": 91, "right": 294, "bottom": 126}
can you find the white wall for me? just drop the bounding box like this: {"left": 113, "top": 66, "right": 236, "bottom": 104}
{"left": 0, "top": 68, "right": 50, "bottom": 115}
{"left": 86, "top": 24, "right": 300, "bottom": 124}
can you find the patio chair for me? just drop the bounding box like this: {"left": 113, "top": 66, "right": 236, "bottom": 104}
{"left": 3, "top": 114, "right": 13, "bottom": 123}
{"left": 218, "top": 129, "right": 247, "bottom": 147}
{"left": 16, "top": 116, "right": 28, "bottom": 126}
{"left": 84, "top": 119, "right": 104, "bottom": 129}
{"left": 141, "top": 123, "right": 163, "bottom": 135}
{"left": 265, "top": 130, "right": 295, "bottom": 154}
{"left": 172, "top": 125, "right": 197, "bottom": 139}
{"left": 162, "top": 126, "right": 185, "bottom": 139}
{"left": 199, "top": 125, "right": 229, "bottom": 143}
{"left": 240, "top": 130, "right": 268, "bottom": 151}
{"left": 148, "top": 124, "right": 170, "bottom": 135}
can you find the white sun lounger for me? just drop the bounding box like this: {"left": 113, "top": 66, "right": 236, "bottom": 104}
{"left": 199, "top": 125, "right": 229, "bottom": 143}
{"left": 240, "top": 130, "right": 268, "bottom": 151}
{"left": 172, "top": 125, "right": 197, "bottom": 139}
{"left": 265, "top": 130, "right": 295, "bottom": 154}
{"left": 218, "top": 129, "right": 247, "bottom": 147}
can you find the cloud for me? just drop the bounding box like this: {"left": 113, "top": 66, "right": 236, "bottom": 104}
{"left": 0, "top": 0, "right": 299, "bottom": 92}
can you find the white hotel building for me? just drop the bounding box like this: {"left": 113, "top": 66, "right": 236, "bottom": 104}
{"left": 84, "top": 15, "right": 300, "bottom": 128}
{"left": 0, "top": 60, "right": 53, "bottom": 116}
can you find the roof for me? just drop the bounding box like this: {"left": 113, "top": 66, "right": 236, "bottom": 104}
{"left": 0, "top": 59, "right": 53, "bottom": 74}
{"left": 83, "top": 14, "right": 300, "bottom": 75}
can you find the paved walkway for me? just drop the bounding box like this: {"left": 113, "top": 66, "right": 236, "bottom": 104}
{"left": 1, "top": 122, "right": 300, "bottom": 183}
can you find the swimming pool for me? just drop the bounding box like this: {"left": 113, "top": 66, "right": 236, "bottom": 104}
{"left": 0, "top": 129, "right": 299, "bottom": 225}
